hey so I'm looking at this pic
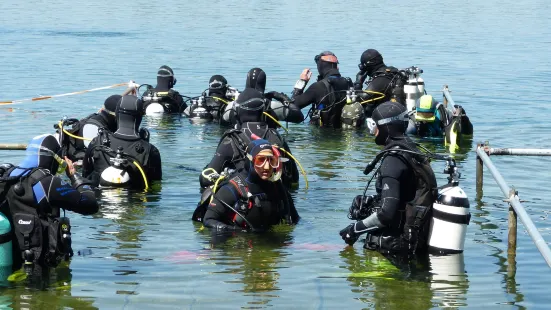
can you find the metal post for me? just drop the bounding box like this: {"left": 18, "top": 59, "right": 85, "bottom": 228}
{"left": 0, "top": 143, "right": 27, "bottom": 150}
{"left": 476, "top": 148, "right": 551, "bottom": 268}
{"left": 489, "top": 148, "right": 551, "bottom": 156}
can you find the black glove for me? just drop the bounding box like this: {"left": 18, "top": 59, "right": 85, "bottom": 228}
{"left": 266, "top": 91, "right": 291, "bottom": 103}
{"left": 139, "top": 128, "right": 150, "bottom": 142}
{"left": 348, "top": 194, "right": 377, "bottom": 220}
{"left": 354, "top": 71, "right": 368, "bottom": 90}
{"left": 339, "top": 223, "right": 359, "bottom": 246}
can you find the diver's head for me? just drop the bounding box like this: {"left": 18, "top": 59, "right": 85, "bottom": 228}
{"left": 115, "top": 95, "right": 144, "bottom": 138}
{"left": 156, "top": 65, "right": 176, "bottom": 89}
{"left": 101, "top": 94, "right": 122, "bottom": 131}
{"left": 18, "top": 134, "right": 66, "bottom": 175}
{"left": 314, "top": 51, "right": 339, "bottom": 77}
{"left": 246, "top": 138, "right": 285, "bottom": 181}
{"left": 359, "top": 49, "right": 384, "bottom": 77}
{"left": 415, "top": 95, "right": 437, "bottom": 122}
{"left": 235, "top": 88, "right": 267, "bottom": 124}
{"left": 245, "top": 68, "right": 267, "bottom": 93}
{"left": 208, "top": 75, "right": 228, "bottom": 96}
{"left": 371, "top": 101, "right": 409, "bottom": 145}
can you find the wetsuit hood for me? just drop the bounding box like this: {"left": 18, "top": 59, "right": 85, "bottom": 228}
{"left": 245, "top": 68, "right": 266, "bottom": 93}
{"left": 100, "top": 94, "right": 121, "bottom": 131}
{"left": 315, "top": 51, "right": 340, "bottom": 80}
{"left": 372, "top": 101, "right": 409, "bottom": 145}
{"left": 235, "top": 88, "right": 267, "bottom": 124}
{"left": 156, "top": 65, "right": 176, "bottom": 91}
{"left": 360, "top": 49, "right": 385, "bottom": 77}
{"left": 208, "top": 74, "right": 228, "bottom": 97}
{"left": 115, "top": 95, "right": 144, "bottom": 138}
{"left": 13, "top": 134, "right": 62, "bottom": 176}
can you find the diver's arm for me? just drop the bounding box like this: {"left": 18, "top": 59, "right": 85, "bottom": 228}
{"left": 174, "top": 91, "right": 187, "bottom": 111}
{"left": 340, "top": 156, "right": 406, "bottom": 245}
{"left": 285, "top": 103, "right": 305, "bottom": 123}
{"left": 203, "top": 186, "right": 242, "bottom": 231}
{"left": 146, "top": 145, "right": 162, "bottom": 181}
{"left": 199, "top": 139, "right": 233, "bottom": 188}
{"left": 291, "top": 82, "right": 322, "bottom": 110}
{"left": 45, "top": 175, "right": 99, "bottom": 215}
{"left": 354, "top": 70, "right": 368, "bottom": 90}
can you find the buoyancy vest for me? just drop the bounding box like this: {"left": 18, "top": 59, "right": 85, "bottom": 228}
{"left": 371, "top": 67, "right": 408, "bottom": 105}
{"left": 366, "top": 150, "right": 438, "bottom": 254}
{"left": 3, "top": 169, "right": 72, "bottom": 269}
{"left": 88, "top": 131, "right": 151, "bottom": 189}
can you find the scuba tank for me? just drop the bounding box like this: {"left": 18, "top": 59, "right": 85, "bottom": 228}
{"left": 403, "top": 66, "right": 424, "bottom": 112}
{"left": 144, "top": 92, "right": 166, "bottom": 114}
{"left": 341, "top": 88, "right": 365, "bottom": 129}
{"left": 0, "top": 212, "right": 12, "bottom": 271}
{"left": 188, "top": 94, "right": 214, "bottom": 124}
{"left": 269, "top": 100, "right": 286, "bottom": 121}
{"left": 428, "top": 157, "right": 470, "bottom": 254}
{"left": 100, "top": 147, "right": 131, "bottom": 187}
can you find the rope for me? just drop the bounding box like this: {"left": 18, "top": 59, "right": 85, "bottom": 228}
{"left": 0, "top": 83, "right": 128, "bottom": 105}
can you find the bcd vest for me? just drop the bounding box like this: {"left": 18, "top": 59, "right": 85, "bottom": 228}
{"left": 371, "top": 67, "right": 408, "bottom": 105}
{"left": 143, "top": 89, "right": 180, "bottom": 113}
{"left": 89, "top": 131, "right": 151, "bottom": 189}
{"left": 312, "top": 76, "right": 349, "bottom": 128}
{"left": 366, "top": 151, "right": 437, "bottom": 254}
{"left": 3, "top": 168, "right": 72, "bottom": 269}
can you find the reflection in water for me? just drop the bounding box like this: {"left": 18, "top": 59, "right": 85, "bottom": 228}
{"left": 340, "top": 248, "right": 469, "bottom": 309}
{"left": 0, "top": 262, "right": 97, "bottom": 309}
{"left": 198, "top": 225, "right": 294, "bottom": 307}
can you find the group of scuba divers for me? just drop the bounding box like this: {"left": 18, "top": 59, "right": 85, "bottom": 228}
{"left": 0, "top": 48, "right": 474, "bottom": 280}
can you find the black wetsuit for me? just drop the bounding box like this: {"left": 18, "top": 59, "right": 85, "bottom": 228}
{"left": 199, "top": 122, "right": 299, "bottom": 189}
{"left": 356, "top": 65, "right": 397, "bottom": 117}
{"left": 203, "top": 168, "right": 299, "bottom": 232}
{"left": 292, "top": 68, "right": 350, "bottom": 127}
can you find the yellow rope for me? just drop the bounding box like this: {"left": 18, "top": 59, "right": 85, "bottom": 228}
{"left": 359, "top": 90, "right": 386, "bottom": 105}
{"left": 278, "top": 147, "right": 309, "bottom": 189}
{"left": 58, "top": 121, "right": 92, "bottom": 141}
{"left": 132, "top": 160, "right": 149, "bottom": 190}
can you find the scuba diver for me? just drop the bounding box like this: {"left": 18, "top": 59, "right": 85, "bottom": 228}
{"left": 185, "top": 75, "right": 239, "bottom": 124}
{"left": 193, "top": 138, "right": 299, "bottom": 232}
{"left": 82, "top": 95, "right": 162, "bottom": 189}
{"left": 354, "top": 49, "right": 407, "bottom": 117}
{"left": 407, "top": 94, "right": 446, "bottom": 138}
{"left": 339, "top": 100, "right": 438, "bottom": 255}
{"left": 56, "top": 94, "right": 121, "bottom": 162}
{"left": 407, "top": 94, "right": 474, "bottom": 151}
{"left": 141, "top": 65, "right": 187, "bottom": 114}
{"left": 222, "top": 68, "right": 304, "bottom": 126}
{"left": 291, "top": 51, "right": 352, "bottom": 128}
{"left": 0, "top": 134, "right": 98, "bottom": 275}
{"left": 199, "top": 88, "right": 299, "bottom": 190}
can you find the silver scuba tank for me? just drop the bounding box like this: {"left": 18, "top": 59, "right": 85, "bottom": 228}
{"left": 403, "top": 66, "right": 424, "bottom": 112}
{"left": 100, "top": 148, "right": 131, "bottom": 187}
{"left": 427, "top": 158, "right": 470, "bottom": 254}
{"left": 188, "top": 96, "right": 213, "bottom": 124}
{"left": 143, "top": 93, "right": 166, "bottom": 115}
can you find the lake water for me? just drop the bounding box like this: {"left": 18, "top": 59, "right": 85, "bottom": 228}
{"left": 1, "top": 0, "right": 551, "bottom": 309}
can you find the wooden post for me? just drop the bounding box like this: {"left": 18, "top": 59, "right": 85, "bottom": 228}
{"left": 508, "top": 190, "right": 518, "bottom": 255}
{"left": 0, "top": 144, "right": 27, "bottom": 150}
{"left": 476, "top": 143, "right": 484, "bottom": 194}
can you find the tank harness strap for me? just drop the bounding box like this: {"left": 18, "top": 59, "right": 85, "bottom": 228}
{"left": 432, "top": 208, "right": 471, "bottom": 225}
{"left": 320, "top": 79, "right": 336, "bottom": 109}
{"left": 228, "top": 175, "right": 252, "bottom": 228}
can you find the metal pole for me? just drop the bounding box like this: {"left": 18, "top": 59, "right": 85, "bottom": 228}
{"left": 0, "top": 144, "right": 27, "bottom": 150}
{"left": 508, "top": 202, "right": 517, "bottom": 255}
{"left": 442, "top": 86, "right": 457, "bottom": 114}
{"left": 476, "top": 147, "right": 551, "bottom": 268}
{"left": 489, "top": 148, "right": 551, "bottom": 156}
